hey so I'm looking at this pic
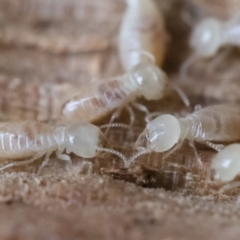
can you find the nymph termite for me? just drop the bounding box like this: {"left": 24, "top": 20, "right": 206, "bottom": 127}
{"left": 118, "top": 0, "right": 167, "bottom": 71}
{"left": 208, "top": 143, "right": 240, "bottom": 193}
{"left": 181, "top": 16, "right": 240, "bottom": 77}
{"left": 210, "top": 144, "right": 240, "bottom": 183}
{"left": 62, "top": 62, "right": 169, "bottom": 125}
{"left": 0, "top": 121, "right": 128, "bottom": 173}
{"left": 128, "top": 104, "right": 240, "bottom": 167}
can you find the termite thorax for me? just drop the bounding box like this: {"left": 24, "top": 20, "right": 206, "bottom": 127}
{"left": 53, "top": 126, "right": 66, "bottom": 148}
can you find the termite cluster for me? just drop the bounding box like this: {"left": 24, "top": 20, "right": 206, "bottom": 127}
{"left": 1, "top": 0, "right": 240, "bottom": 195}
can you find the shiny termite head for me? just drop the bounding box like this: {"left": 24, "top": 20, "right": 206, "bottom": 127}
{"left": 135, "top": 114, "right": 181, "bottom": 152}
{"left": 210, "top": 144, "right": 240, "bottom": 183}
{"left": 180, "top": 17, "right": 222, "bottom": 81}
{"left": 190, "top": 17, "right": 222, "bottom": 58}
{"left": 62, "top": 122, "right": 128, "bottom": 165}
{"left": 64, "top": 122, "right": 105, "bottom": 158}
{"left": 130, "top": 62, "right": 169, "bottom": 101}
{"left": 126, "top": 114, "right": 182, "bottom": 167}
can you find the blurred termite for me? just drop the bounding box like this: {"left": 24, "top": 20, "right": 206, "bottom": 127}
{"left": 118, "top": 0, "right": 167, "bottom": 71}
{"left": 0, "top": 121, "right": 128, "bottom": 174}
{"left": 62, "top": 0, "right": 189, "bottom": 125}
{"left": 181, "top": 16, "right": 240, "bottom": 77}
{"left": 128, "top": 104, "right": 240, "bottom": 167}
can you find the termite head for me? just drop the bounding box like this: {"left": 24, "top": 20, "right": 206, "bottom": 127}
{"left": 210, "top": 144, "right": 240, "bottom": 182}
{"left": 65, "top": 122, "right": 106, "bottom": 158}
{"left": 136, "top": 114, "right": 181, "bottom": 152}
{"left": 131, "top": 63, "right": 168, "bottom": 101}
{"left": 190, "top": 18, "right": 221, "bottom": 57}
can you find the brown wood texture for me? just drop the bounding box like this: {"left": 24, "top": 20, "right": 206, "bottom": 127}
{"left": 0, "top": 0, "right": 240, "bottom": 239}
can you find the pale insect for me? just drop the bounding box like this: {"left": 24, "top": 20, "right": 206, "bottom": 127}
{"left": 129, "top": 104, "right": 240, "bottom": 167}
{"left": 62, "top": 62, "right": 169, "bottom": 125}
{"left": 190, "top": 17, "right": 240, "bottom": 58}
{"left": 118, "top": 0, "right": 167, "bottom": 71}
{"left": 209, "top": 144, "right": 240, "bottom": 193}
{"left": 210, "top": 144, "right": 240, "bottom": 183}
{"left": 0, "top": 121, "right": 128, "bottom": 173}
{"left": 181, "top": 16, "right": 240, "bottom": 77}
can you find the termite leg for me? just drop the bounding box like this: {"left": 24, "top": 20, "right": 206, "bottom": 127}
{"left": 37, "top": 151, "right": 52, "bottom": 175}
{"left": 104, "top": 105, "right": 125, "bottom": 137}
{"left": 56, "top": 149, "right": 72, "bottom": 169}
{"left": 126, "top": 105, "right": 135, "bottom": 127}
{"left": 131, "top": 102, "right": 150, "bottom": 122}
{"left": 126, "top": 105, "right": 135, "bottom": 140}
{"left": 206, "top": 141, "right": 225, "bottom": 152}
{"left": 0, "top": 150, "right": 45, "bottom": 172}
{"left": 180, "top": 54, "right": 198, "bottom": 82}
{"left": 145, "top": 111, "right": 163, "bottom": 123}
{"left": 162, "top": 140, "right": 184, "bottom": 167}
{"left": 171, "top": 85, "right": 190, "bottom": 107}
{"left": 188, "top": 140, "right": 203, "bottom": 168}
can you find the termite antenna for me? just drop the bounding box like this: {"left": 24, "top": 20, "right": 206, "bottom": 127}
{"left": 129, "top": 49, "right": 156, "bottom": 65}
{"left": 204, "top": 166, "right": 212, "bottom": 189}
{"left": 100, "top": 123, "right": 131, "bottom": 138}
{"left": 100, "top": 123, "right": 130, "bottom": 130}
{"left": 145, "top": 111, "right": 163, "bottom": 123}
{"left": 171, "top": 84, "right": 190, "bottom": 107}
{"left": 127, "top": 149, "right": 152, "bottom": 167}
{"left": 0, "top": 153, "right": 43, "bottom": 172}
{"left": 180, "top": 54, "right": 198, "bottom": 82}
{"left": 96, "top": 147, "right": 128, "bottom": 166}
{"left": 188, "top": 141, "right": 203, "bottom": 168}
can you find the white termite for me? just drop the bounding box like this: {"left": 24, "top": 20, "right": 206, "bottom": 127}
{"left": 190, "top": 16, "right": 240, "bottom": 58}
{"left": 62, "top": 0, "right": 187, "bottom": 125}
{"left": 209, "top": 143, "right": 240, "bottom": 193}
{"left": 181, "top": 16, "right": 240, "bottom": 78}
{"left": 62, "top": 62, "right": 169, "bottom": 124}
{"left": 118, "top": 0, "right": 167, "bottom": 71}
{"left": 210, "top": 144, "right": 240, "bottom": 183}
{"left": 0, "top": 121, "right": 128, "bottom": 173}
{"left": 128, "top": 104, "right": 240, "bottom": 167}
{"left": 62, "top": 62, "right": 189, "bottom": 125}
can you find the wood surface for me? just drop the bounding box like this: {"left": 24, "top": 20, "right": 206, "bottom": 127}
{"left": 0, "top": 0, "right": 240, "bottom": 239}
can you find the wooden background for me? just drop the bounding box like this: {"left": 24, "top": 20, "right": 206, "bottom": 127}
{"left": 0, "top": 0, "right": 240, "bottom": 239}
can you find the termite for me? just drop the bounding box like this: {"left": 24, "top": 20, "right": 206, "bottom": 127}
{"left": 181, "top": 16, "right": 240, "bottom": 78}
{"left": 0, "top": 121, "right": 128, "bottom": 173}
{"left": 190, "top": 16, "right": 240, "bottom": 58}
{"left": 129, "top": 104, "right": 240, "bottom": 167}
{"left": 209, "top": 143, "right": 240, "bottom": 193}
{"left": 210, "top": 144, "right": 240, "bottom": 183}
{"left": 118, "top": 0, "right": 167, "bottom": 71}
{"left": 62, "top": 60, "right": 191, "bottom": 125}
{"left": 62, "top": 62, "right": 169, "bottom": 125}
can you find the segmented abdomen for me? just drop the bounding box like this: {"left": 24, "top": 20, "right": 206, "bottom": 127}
{"left": 0, "top": 121, "right": 57, "bottom": 159}
{"left": 62, "top": 76, "right": 136, "bottom": 123}
{"left": 118, "top": 0, "right": 166, "bottom": 71}
{"left": 193, "top": 105, "right": 240, "bottom": 142}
